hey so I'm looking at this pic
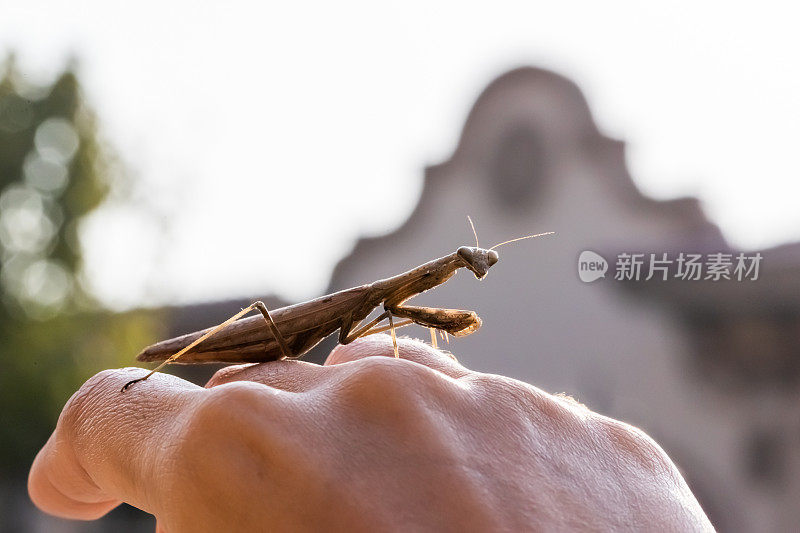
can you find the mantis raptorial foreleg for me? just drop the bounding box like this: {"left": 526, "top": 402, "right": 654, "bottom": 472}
{"left": 340, "top": 302, "right": 478, "bottom": 352}
{"left": 339, "top": 308, "right": 409, "bottom": 358}
{"left": 386, "top": 305, "right": 480, "bottom": 338}
{"left": 354, "top": 318, "right": 414, "bottom": 337}
{"left": 340, "top": 309, "right": 415, "bottom": 344}
{"left": 340, "top": 309, "right": 391, "bottom": 343}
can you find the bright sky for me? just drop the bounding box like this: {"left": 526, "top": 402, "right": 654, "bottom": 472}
{"left": 2, "top": 1, "right": 798, "bottom": 310}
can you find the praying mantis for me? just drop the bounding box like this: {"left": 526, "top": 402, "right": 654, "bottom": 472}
{"left": 122, "top": 220, "right": 553, "bottom": 391}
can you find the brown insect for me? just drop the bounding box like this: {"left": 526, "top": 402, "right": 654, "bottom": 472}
{"left": 122, "top": 220, "right": 553, "bottom": 391}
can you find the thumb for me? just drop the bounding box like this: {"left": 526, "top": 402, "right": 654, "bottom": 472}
{"left": 29, "top": 368, "right": 201, "bottom": 520}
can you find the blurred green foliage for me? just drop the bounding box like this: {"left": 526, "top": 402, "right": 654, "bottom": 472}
{"left": 0, "top": 54, "right": 163, "bottom": 476}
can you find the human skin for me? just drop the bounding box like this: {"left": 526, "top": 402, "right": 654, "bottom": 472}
{"left": 29, "top": 335, "right": 714, "bottom": 532}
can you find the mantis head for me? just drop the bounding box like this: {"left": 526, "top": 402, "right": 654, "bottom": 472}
{"left": 458, "top": 215, "right": 554, "bottom": 279}
{"left": 457, "top": 246, "right": 499, "bottom": 279}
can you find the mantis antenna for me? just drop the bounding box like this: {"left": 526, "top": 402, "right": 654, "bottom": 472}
{"left": 467, "top": 215, "right": 479, "bottom": 248}
{"left": 489, "top": 232, "right": 555, "bottom": 250}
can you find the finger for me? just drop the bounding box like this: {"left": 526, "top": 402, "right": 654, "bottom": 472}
{"left": 28, "top": 368, "right": 203, "bottom": 520}
{"left": 205, "top": 359, "right": 327, "bottom": 391}
{"left": 325, "top": 334, "right": 470, "bottom": 378}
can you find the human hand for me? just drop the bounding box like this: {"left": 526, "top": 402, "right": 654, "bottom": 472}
{"left": 29, "top": 335, "right": 713, "bottom": 531}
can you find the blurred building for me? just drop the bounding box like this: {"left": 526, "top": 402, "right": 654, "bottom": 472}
{"left": 320, "top": 67, "right": 800, "bottom": 532}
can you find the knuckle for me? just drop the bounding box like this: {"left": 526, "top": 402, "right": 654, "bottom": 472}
{"left": 348, "top": 356, "right": 431, "bottom": 391}
{"left": 205, "top": 364, "right": 252, "bottom": 388}
{"left": 336, "top": 356, "right": 440, "bottom": 411}
{"left": 464, "top": 374, "right": 682, "bottom": 481}
{"left": 333, "top": 358, "right": 448, "bottom": 438}
{"left": 205, "top": 368, "right": 231, "bottom": 388}
{"left": 187, "top": 383, "right": 270, "bottom": 434}
{"left": 464, "top": 373, "right": 560, "bottom": 419}
{"left": 597, "top": 418, "right": 676, "bottom": 477}
{"left": 351, "top": 356, "right": 405, "bottom": 381}
{"left": 167, "top": 384, "right": 274, "bottom": 470}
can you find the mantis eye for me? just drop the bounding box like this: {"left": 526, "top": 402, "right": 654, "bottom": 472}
{"left": 457, "top": 246, "right": 473, "bottom": 262}
{"left": 487, "top": 250, "right": 499, "bottom": 266}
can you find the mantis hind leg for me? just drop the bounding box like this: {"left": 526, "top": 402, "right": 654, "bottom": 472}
{"left": 122, "top": 300, "right": 291, "bottom": 392}
{"left": 252, "top": 301, "right": 293, "bottom": 359}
